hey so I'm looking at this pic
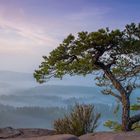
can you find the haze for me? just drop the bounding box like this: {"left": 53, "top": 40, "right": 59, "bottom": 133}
{"left": 0, "top": 0, "right": 139, "bottom": 131}
{"left": 0, "top": 0, "right": 139, "bottom": 73}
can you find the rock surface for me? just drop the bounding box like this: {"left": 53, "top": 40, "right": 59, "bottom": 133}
{"left": 6, "top": 134, "right": 79, "bottom": 140}
{"left": 0, "top": 127, "right": 56, "bottom": 139}
{"left": 0, "top": 127, "right": 22, "bottom": 139}
{"left": 79, "top": 131, "right": 140, "bottom": 140}
{"left": 0, "top": 127, "right": 140, "bottom": 140}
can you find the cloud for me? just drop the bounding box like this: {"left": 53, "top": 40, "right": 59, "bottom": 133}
{"left": 0, "top": 19, "right": 57, "bottom": 46}
{"left": 0, "top": 0, "right": 137, "bottom": 72}
{"left": 0, "top": 1, "right": 111, "bottom": 50}
{"left": 0, "top": 4, "right": 63, "bottom": 72}
{"left": 0, "top": 5, "right": 59, "bottom": 49}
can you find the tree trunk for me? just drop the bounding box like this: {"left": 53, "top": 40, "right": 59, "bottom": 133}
{"left": 103, "top": 68, "right": 131, "bottom": 131}
{"left": 121, "top": 94, "right": 130, "bottom": 131}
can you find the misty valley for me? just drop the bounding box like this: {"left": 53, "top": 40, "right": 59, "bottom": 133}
{"left": 0, "top": 71, "right": 139, "bottom": 131}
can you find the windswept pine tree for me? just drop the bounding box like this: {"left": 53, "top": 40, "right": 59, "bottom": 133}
{"left": 34, "top": 23, "right": 140, "bottom": 131}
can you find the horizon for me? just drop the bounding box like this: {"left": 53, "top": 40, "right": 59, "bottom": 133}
{"left": 0, "top": 0, "right": 139, "bottom": 74}
{"left": 0, "top": 0, "right": 139, "bottom": 134}
{"left": 0, "top": 70, "right": 97, "bottom": 87}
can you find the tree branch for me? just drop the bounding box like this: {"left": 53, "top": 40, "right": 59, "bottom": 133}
{"left": 121, "top": 65, "right": 140, "bottom": 78}
{"left": 66, "top": 55, "right": 79, "bottom": 64}
{"left": 102, "top": 89, "right": 122, "bottom": 102}
{"left": 106, "top": 57, "right": 116, "bottom": 69}
{"left": 126, "top": 85, "right": 133, "bottom": 95}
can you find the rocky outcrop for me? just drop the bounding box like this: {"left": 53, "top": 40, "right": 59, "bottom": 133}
{"left": 0, "top": 127, "right": 140, "bottom": 140}
{"left": 0, "top": 127, "right": 22, "bottom": 139}
{"left": 11, "top": 134, "right": 79, "bottom": 140}
{"left": 0, "top": 127, "right": 79, "bottom": 140}
{"left": 0, "top": 127, "right": 56, "bottom": 139}
{"left": 79, "top": 131, "right": 140, "bottom": 140}
{"left": 18, "top": 128, "right": 56, "bottom": 138}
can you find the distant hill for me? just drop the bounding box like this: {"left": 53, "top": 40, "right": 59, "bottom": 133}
{"left": 0, "top": 84, "right": 116, "bottom": 108}
{"left": 0, "top": 71, "right": 38, "bottom": 89}
{"left": 0, "top": 71, "right": 33, "bottom": 82}
{"left": 0, "top": 71, "right": 138, "bottom": 130}
{"left": 0, "top": 70, "right": 96, "bottom": 88}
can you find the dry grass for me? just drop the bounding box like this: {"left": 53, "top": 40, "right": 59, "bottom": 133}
{"left": 54, "top": 104, "right": 101, "bottom": 136}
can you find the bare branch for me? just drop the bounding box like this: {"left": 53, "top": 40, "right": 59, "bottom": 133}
{"left": 106, "top": 57, "right": 116, "bottom": 69}
{"left": 126, "top": 84, "right": 134, "bottom": 95}
{"left": 102, "top": 89, "right": 122, "bottom": 102}
{"left": 121, "top": 65, "right": 140, "bottom": 78}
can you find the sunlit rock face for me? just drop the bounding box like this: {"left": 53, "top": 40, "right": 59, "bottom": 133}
{"left": 79, "top": 132, "right": 140, "bottom": 140}
{"left": 0, "top": 127, "right": 79, "bottom": 140}
{"left": 1, "top": 128, "right": 140, "bottom": 140}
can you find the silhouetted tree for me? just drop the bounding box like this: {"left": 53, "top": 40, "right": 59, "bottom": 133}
{"left": 34, "top": 23, "right": 140, "bottom": 131}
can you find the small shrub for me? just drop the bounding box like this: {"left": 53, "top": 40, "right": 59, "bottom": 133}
{"left": 104, "top": 120, "right": 140, "bottom": 131}
{"left": 54, "top": 103, "right": 101, "bottom": 136}
{"left": 104, "top": 120, "right": 122, "bottom": 131}
{"left": 104, "top": 99, "right": 140, "bottom": 132}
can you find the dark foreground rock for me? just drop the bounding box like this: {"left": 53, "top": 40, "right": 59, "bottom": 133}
{"left": 0, "top": 127, "right": 21, "bottom": 138}
{"left": 0, "top": 127, "right": 56, "bottom": 139}
{"left": 0, "top": 127, "right": 78, "bottom": 140}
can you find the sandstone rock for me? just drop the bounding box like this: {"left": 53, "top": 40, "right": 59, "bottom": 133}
{"left": 7, "top": 134, "right": 79, "bottom": 140}
{"left": 1, "top": 127, "right": 140, "bottom": 140}
{"left": 79, "top": 131, "right": 140, "bottom": 140}
{"left": 0, "top": 127, "right": 56, "bottom": 139}
{"left": 0, "top": 127, "right": 22, "bottom": 138}
{"left": 19, "top": 128, "right": 56, "bottom": 137}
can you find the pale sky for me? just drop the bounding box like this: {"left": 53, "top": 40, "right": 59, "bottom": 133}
{"left": 0, "top": 0, "right": 139, "bottom": 72}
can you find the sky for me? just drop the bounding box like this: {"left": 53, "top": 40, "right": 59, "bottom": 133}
{"left": 0, "top": 0, "right": 140, "bottom": 73}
